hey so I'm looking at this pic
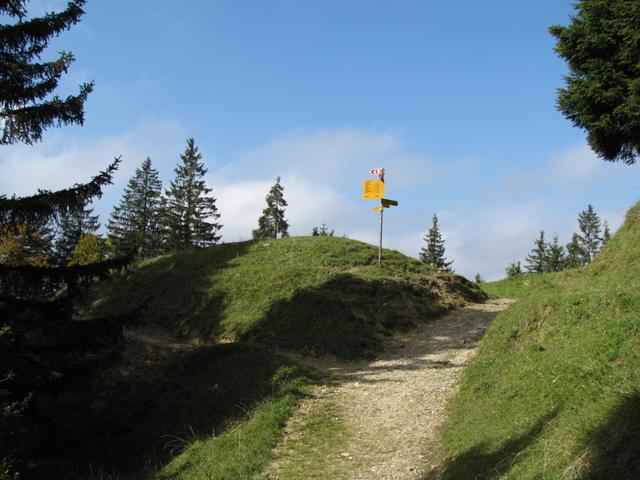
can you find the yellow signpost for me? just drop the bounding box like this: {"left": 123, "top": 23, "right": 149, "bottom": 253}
{"left": 362, "top": 169, "right": 398, "bottom": 267}
{"left": 363, "top": 179, "right": 384, "bottom": 199}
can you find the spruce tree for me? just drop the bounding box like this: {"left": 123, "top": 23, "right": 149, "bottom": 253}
{"left": 546, "top": 235, "right": 566, "bottom": 272}
{"left": 525, "top": 230, "right": 548, "bottom": 273}
{"left": 0, "top": 2, "right": 128, "bottom": 475}
{"left": 312, "top": 224, "right": 334, "bottom": 237}
{"left": 550, "top": 0, "right": 640, "bottom": 164}
{"left": 253, "top": 177, "right": 289, "bottom": 240}
{"left": 577, "top": 204, "right": 601, "bottom": 263}
{"left": 164, "top": 139, "right": 222, "bottom": 250}
{"left": 0, "top": 0, "right": 93, "bottom": 145}
{"left": 54, "top": 202, "right": 100, "bottom": 264}
{"left": 602, "top": 220, "right": 611, "bottom": 247}
{"left": 506, "top": 261, "right": 522, "bottom": 278}
{"left": 419, "top": 214, "right": 453, "bottom": 272}
{"left": 565, "top": 232, "right": 585, "bottom": 269}
{"left": 108, "top": 157, "right": 164, "bottom": 258}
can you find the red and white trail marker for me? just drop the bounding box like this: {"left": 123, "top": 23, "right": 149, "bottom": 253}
{"left": 369, "top": 168, "right": 384, "bottom": 175}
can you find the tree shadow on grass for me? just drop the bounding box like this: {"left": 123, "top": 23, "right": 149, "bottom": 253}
{"left": 424, "top": 409, "right": 559, "bottom": 480}
{"left": 583, "top": 391, "right": 640, "bottom": 479}
{"left": 32, "top": 342, "right": 309, "bottom": 480}
{"left": 90, "top": 241, "right": 253, "bottom": 339}
{"left": 244, "top": 273, "right": 472, "bottom": 359}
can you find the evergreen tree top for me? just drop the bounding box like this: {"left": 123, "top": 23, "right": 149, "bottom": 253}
{"left": 1, "top": 0, "right": 93, "bottom": 145}
{"left": 550, "top": 0, "right": 640, "bottom": 164}
{"left": 419, "top": 214, "right": 453, "bottom": 272}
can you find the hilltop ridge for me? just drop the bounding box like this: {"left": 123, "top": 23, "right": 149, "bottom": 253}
{"left": 89, "top": 236, "right": 485, "bottom": 358}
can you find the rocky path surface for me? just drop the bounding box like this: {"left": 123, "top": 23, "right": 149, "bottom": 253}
{"left": 264, "top": 299, "right": 513, "bottom": 480}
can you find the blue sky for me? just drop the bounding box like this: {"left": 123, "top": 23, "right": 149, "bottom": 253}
{"left": 2, "top": 0, "right": 639, "bottom": 279}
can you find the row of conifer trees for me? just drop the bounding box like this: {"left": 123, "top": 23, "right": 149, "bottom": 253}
{"left": 507, "top": 204, "right": 611, "bottom": 276}
{"left": 8, "top": 138, "right": 294, "bottom": 267}
{"left": 106, "top": 141, "right": 290, "bottom": 260}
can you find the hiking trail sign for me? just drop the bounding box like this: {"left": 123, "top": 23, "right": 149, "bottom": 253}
{"left": 362, "top": 179, "right": 384, "bottom": 200}
{"left": 361, "top": 168, "right": 398, "bottom": 266}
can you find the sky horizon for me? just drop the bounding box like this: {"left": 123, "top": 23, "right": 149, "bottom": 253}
{"left": 2, "top": 0, "right": 639, "bottom": 280}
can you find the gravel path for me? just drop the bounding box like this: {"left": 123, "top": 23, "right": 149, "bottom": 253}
{"left": 265, "top": 299, "right": 513, "bottom": 480}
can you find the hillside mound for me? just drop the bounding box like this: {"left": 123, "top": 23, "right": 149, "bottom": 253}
{"left": 89, "top": 236, "right": 485, "bottom": 358}
{"left": 435, "top": 202, "right": 640, "bottom": 479}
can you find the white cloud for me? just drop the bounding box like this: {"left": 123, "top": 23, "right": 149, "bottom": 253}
{"left": 0, "top": 117, "right": 187, "bottom": 197}
{"left": 0, "top": 118, "right": 189, "bottom": 232}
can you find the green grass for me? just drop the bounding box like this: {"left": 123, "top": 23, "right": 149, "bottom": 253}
{"left": 257, "top": 398, "right": 348, "bottom": 480}
{"left": 156, "top": 365, "right": 311, "bottom": 480}
{"left": 435, "top": 201, "right": 640, "bottom": 479}
{"left": 482, "top": 271, "right": 567, "bottom": 300}
{"left": 89, "top": 236, "right": 485, "bottom": 358}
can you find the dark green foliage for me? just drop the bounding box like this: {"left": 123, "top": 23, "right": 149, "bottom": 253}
{"left": 54, "top": 202, "right": 99, "bottom": 264}
{"left": 253, "top": 176, "right": 289, "bottom": 240}
{"left": 545, "top": 235, "right": 566, "bottom": 272}
{"left": 550, "top": 0, "right": 640, "bottom": 164}
{"left": 602, "top": 219, "right": 612, "bottom": 246}
{"left": 164, "top": 139, "right": 221, "bottom": 250}
{"left": 565, "top": 232, "right": 586, "bottom": 269}
{"left": 0, "top": 0, "right": 93, "bottom": 145}
{"left": 578, "top": 204, "right": 602, "bottom": 263}
{"left": 474, "top": 273, "right": 484, "bottom": 284}
{"left": 0, "top": 3, "right": 130, "bottom": 474}
{"left": 505, "top": 261, "right": 523, "bottom": 278}
{"left": 312, "top": 223, "right": 334, "bottom": 237}
{"left": 525, "top": 231, "right": 548, "bottom": 273}
{"left": 0, "top": 167, "right": 127, "bottom": 478}
{"left": 419, "top": 214, "right": 453, "bottom": 272}
{"left": 107, "top": 157, "right": 164, "bottom": 259}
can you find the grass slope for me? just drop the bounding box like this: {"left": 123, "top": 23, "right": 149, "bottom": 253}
{"left": 435, "top": 202, "right": 640, "bottom": 479}
{"left": 89, "top": 236, "right": 484, "bottom": 358}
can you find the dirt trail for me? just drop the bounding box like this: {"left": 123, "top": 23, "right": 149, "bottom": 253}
{"left": 264, "top": 299, "right": 513, "bottom": 480}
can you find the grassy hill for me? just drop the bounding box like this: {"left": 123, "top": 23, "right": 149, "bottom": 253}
{"left": 434, "top": 202, "right": 640, "bottom": 479}
{"left": 68, "top": 236, "right": 484, "bottom": 479}
{"left": 89, "top": 236, "right": 484, "bottom": 358}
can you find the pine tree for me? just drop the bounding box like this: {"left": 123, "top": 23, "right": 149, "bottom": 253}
{"left": 474, "top": 273, "right": 484, "bottom": 284}
{"left": 55, "top": 202, "right": 100, "bottom": 264}
{"left": 546, "top": 235, "right": 566, "bottom": 272}
{"left": 602, "top": 220, "right": 611, "bottom": 247}
{"left": 108, "top": 157, "right": 164, "bottom": 258}
{"left": 312, "top": 224, "right": 334, "bottom": 237}
{"left": 0, "top": 0, "right": 93, "bottom": 145}
{"left": 0, "top": 3, "right": 128, "bottom": 475}
{"left": 577, "top": 204, "right": 601, "bottom": 263}
{"left": 550, "top": 0, "right": 640, "bottom": 164}
{"left": 525, "top": 230, "right": 548, "bottom": 273}
{"left": 419, "top": 214, "right": 453, "bottom": 272}
{"left": 164, "top": 139, "right": 222, "bottom": 250}
{"left": 565, "top": 232, "right": 585, "bottom": 269}
{"left": 253, "top": 177, "right": 289, "bottom": 240}
{"left": 506, "top": 261, "right": 522, "bottom": 278}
